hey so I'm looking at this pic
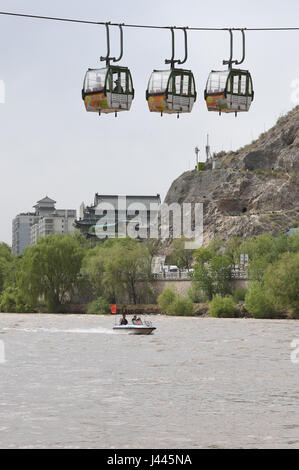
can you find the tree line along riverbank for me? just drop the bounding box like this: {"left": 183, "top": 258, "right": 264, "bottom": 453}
{"left": 0, "top": 230, "right": 298, "bottom": 319}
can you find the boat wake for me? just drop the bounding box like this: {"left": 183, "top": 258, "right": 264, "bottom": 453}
{"left": 2, "top": 326, "right": 116, "bottom": 335}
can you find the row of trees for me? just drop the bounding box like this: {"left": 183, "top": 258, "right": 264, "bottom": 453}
{"left": 0, "top": 234, "right": 156, "bottom": 313}
{"left": 0, "top": 230, "right": 298, "bottom": 317}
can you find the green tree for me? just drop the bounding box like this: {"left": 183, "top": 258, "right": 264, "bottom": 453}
{"left": 18, "top": 234, "right": 84, "bottom": 312}
{"left": 157, "top": 287, "right": 194, "bottom": 316}
{"left": 144, "top": 239, "right": 160, "bottom": 263}
{"left": 208, "top": 237, "right": 225, "bottom": 255}
{"left": 242, "top": 233, "right": 291, "bottom": 281}
{"left": 83, "top": 238, "right": 152, "bottom": 304}
{"left": 233, "top": 287, "right": 248, "bottom": 303}
{"left": 245, "top": 281, "right": 277, "bottom": 319}
{"left": 103, "top": 239, "right": 151, "bottom": 304}
{"left": 73, "top": 231, "right": 94, "bottom": 250}
{"left": 193, "top": 264, "right": 214, "bottom": 300}
{"left": 194, "top": 247, "right": 213, "bottom": 265}
{"left": 187, "top": 283, "right": 208, "bottom": 303}
{"left": 82, "top": 244, "right": 107, "bottom": 297}
{"left": 0, "top": 258, "right": 6, "bottom": 293}
{"left": 0, "top": 243, "right": 14, "bottom": 294}
{"left": 87, "top": 296, "right": 110, "bottom": 314}
{"left": 193, "top": 248, "right": 232, "bottom": 300}
{"left": 0, "top": 242, "right": 13, "bottom": 260}
{"left": 157, "top": 287, "right": 178, "bottom": 312}
{"left": 0, "top": 286, "right": 33, "bottom": 313}
{"left": 209, "top": 295, "right": 235, "bottom": 318}
{"left": 166, "top": 296, "right": 194, "bottom": 316}
{"left": 224, "top": 237, "right": 243, "bottom": 264}
{"left": 289, "top": 230, "right": 299, "bottom": 253}
{"left": 168, "top": 238, "right": 195, "bottom": 270}
{"left": 264, "top": 252, "right": 299, "bottom": 317}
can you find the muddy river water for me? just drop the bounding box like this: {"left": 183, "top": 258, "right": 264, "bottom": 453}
{"left": 0, "top": 313, "right": 298, "bottom": 448}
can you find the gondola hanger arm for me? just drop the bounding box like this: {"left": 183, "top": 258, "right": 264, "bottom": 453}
{"left": 165, "top": 27, "right": 189, "bottom": 69}
{"left": 100, "top": 23, "right": 124, "bottom": 66}
{"left": 177, "top": 28, "right": 188, "bottom": 65}
{"left": 223, "top": 29, "right": 234, "bottom": 69}
{"left": 112, "top": 24, "right": 124, "bottom": 63}
{"left": 234, "top": 29, "right": 246, "bottom": 66}
{"left": 223, "top": 28, "right": 246, "bottom": 69}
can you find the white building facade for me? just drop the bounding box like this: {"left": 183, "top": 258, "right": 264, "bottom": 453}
{"left": 12, "top": 197, "right": 77, "bottom": 255}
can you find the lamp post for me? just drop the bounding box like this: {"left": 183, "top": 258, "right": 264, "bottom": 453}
{"left": 194, "top": 146, "right": 199, "bottom": 171}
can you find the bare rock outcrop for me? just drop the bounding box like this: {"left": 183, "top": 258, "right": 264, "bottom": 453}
{"left": 165, "top": 107, "right": 299, "bottom": 245}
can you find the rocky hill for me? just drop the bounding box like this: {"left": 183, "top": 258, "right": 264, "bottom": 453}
{"left": 165, "top": 106, "right": 299, "bottom": 245}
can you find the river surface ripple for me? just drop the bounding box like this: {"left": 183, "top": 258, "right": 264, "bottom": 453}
{"left": 0, "top": 313, "right": 298, "bottom": 449}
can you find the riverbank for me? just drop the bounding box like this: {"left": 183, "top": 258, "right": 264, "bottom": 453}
{"left": 1, "top": 302, "right": 291, "bottom": 319}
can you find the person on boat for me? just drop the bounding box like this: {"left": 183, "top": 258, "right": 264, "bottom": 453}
{"left": 120, "top": 314, "right": 128, "bottom": 325}
{"left": 135, "top": 316, "right": 143, "bottom": 325}
{"left": 132, "top": 315, "right": 137, "bottom": 325}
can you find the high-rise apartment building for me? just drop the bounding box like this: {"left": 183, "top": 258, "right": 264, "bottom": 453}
{"left": 12, "top": 197, "right": 77, "bottom": 255}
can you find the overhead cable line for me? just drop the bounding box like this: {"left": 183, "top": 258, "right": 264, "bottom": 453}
{"left": 0, "top": 10, "right": 299, "bottom": 32}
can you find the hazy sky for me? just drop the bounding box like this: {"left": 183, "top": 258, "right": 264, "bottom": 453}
{"left": 1, "top": 0, "right": 299, "bottom": 244}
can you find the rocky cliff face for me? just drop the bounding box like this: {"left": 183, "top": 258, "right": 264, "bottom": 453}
{"left": 165, "top": 106, "right": 299, "bottom": 245}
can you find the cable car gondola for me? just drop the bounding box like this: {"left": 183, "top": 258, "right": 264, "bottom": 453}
{"left": 204, "top": 29, "right": 254, "bottom": 115}
{"left": 82, "top": 24, "right": 134, "bottom": 116}
{"left": 146, "top": 28, "right": 196, "bottom": 116}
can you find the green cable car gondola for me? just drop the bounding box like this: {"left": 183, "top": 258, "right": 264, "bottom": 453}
{"left": 82, "top": 66, "right": 134, "bottom": 115}
{"left": 146, "top": 28, "right": 197, "bottom": 116}
{"left": 204, "top": 30, "right": 254, "bottom": 115}
{"left": 82, "top": 24, "right": 134, "bottom": 116}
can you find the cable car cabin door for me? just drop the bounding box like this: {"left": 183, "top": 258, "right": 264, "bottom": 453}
{"left": 167, "top": 72, "right": 195, "bottom": 113}
{"left": 226, "top": 72, "right": 253, "bottom": 113}
{"left": 106, "top": 69, "right": 133, "bottom": 112}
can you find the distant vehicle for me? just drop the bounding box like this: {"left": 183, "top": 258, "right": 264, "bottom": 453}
{"left": 169, "top": 265, "right": 179, "bottom": 273}
{"left": 162, "top": 265, "right": 179, "bottom": 273}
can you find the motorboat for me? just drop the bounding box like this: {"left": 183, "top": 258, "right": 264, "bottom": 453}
{"left": 113, "top": 318, "right": 156, "bottom": 335}
{"left": 113, "top": 324, "right": 156, "bottom": 335}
